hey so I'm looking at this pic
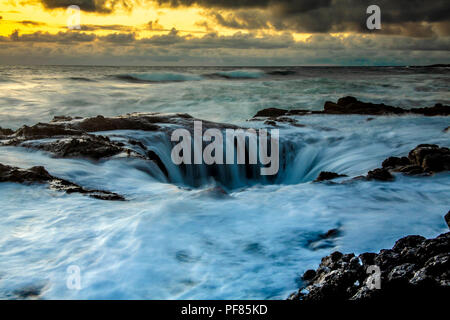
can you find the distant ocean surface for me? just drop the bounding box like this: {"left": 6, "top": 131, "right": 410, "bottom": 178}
{"left": 0, "top": 66, "right": 449, "bottom": 299}
{"left": 0, "top": 66, "right": 449, "bottom": 128}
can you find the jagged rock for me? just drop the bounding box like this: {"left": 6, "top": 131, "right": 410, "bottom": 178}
{"left": 359, "top": 144, "right": 450, "bottom": 183}
{"left": 408, "top": 144, "right": 450, "bottom": 173}
{"left": 0, "top": 163, "right": 125, "bottom": 201}
{"left": 324, "top": 97, "right": 406, "bottom": 115}
{"left": 382, "top": 156, "right": 411, "bottom": 169}
{"left": 51, "top": 115, "right": 81, "bottom": 122}
{"left": 253, "top": 97, "right": 450, "bottom": 118}
{"left": 253, "top": 108, "right": 288, "bottom": 118}
{"left": 366, "top": 168, "right": 394, "bottom": 181}
{"left": 314, "top": 171, "right": 347, "bottom": 182}
{"left": 14, "top": 123, "right": 84, "bottom": 139}
{"left": 410, "top": 104, "right": 450, "bottom": 116}
{"left": 323, "top": 96, "right": 449, "bottom": 116}
{"left": 302, "top": 269, "right": 316, "bottom": 281}
{"left": 0, "top": 127, "right": 14, "bottom": 136}
{"left": 289, "top": 230, "right": 450, "bottom": 302}
{"left": 24, "top": 135, "right": 127, "bottom": 160}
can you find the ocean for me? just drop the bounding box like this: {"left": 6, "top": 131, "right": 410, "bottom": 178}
{"left": 0, "top": 66, "right": 449, "bottom": 299}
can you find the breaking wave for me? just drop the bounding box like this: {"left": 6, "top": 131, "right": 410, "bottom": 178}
{"left": 114, "top": 72, "right": 204, "bottom": 83}
{"left": 205, "top": 69, "right": 265, "bottom": 79}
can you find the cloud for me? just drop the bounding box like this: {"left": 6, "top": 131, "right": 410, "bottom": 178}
{"left": 38, "top": 0, "right": 134, "bottom": 13}
{"left": 81, "top": 24, "right": 135, "bottom": 31}
{"left": 19, "top": 20, "right": 47, "bottom": 26}
{"left": 6, "top": 30, "right": 96, "bottom": 42}
{"left": 31, "top": 1, "right": 449, "bottom": 37}
{"left": 158, "top": 0, "right": 450, "bottom": 37}
{"left": 147, "top": 19, "right": 167, "bottom": 31}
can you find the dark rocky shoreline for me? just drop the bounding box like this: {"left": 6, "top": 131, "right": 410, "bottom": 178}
{"left": 252, "top": 96, "right": 450, "bottom": 121}
{"left": 288, "top": 226, "right": 450, "bottom": 302}
{"left": 314, "top": 144, "right": 450, "bottom": 183}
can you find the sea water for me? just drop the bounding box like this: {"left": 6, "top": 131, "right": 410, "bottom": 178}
{"left": 0, "top": 66, "right": 448, "bottom": 299}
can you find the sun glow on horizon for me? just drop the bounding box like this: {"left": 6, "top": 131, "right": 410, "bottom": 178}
{"left": 0, "top": 1, "right": 316, "bottom": 42}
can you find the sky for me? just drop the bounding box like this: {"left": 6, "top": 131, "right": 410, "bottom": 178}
{"left": 0, "top": 0, "right": 449, "bottom": 66}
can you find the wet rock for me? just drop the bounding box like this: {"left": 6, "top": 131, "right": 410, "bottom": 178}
{"left": 302, "top": 269, "right": 317, "bottom": 281}
{"left": 276, "top": 96, "right": 450, "bottom": 116}
{"left": 253, "top": 97, "right": 449, "bottom": 119}
{"left": 366, "top": 168, "right": 394, "bottom": 181}
{"left": 359, "top": 252, "right": 377, "bottom": 266}
{"left": 382, "top": 156, "right": 411, "bottom": 169}
{"left": 14, "top": 123, "right": 84, "bottom": 140}
{"left": 410, "top": 103, "right": 450, "bottom": 116}
{"left": 25, "top": 135, "right": 127, "bottom": 160}
{"left": 314, "top": 171, "right": 347, "bottom": 182}
{"left": 69, "top": 114, "right": 161, "bottom": 132}
{"left": 289, "top": 229, "right": 450, "bottom": 302}
{"left": 51, "top": 115, "right": 80, "bottom": 122}
{"left": 0, "top": 163, "right": 125, "bottom": 201}
{"left": 264, "top": 120, "right": 277, "bottom": 126}
{"left": 252, "top": 108, "right": 311, "bottom": 119}
{"left": 321, "top": 228, "right": 341, "bottom": 239}
{"left": 357, "top": 144, "right": 450, "bottom": 184}
{"left": 407, "top": 144, "right": 450, "bottom": 173}
{"left": 128, "top": 139, "right": 146, "bottom": 150}
{"left": 323, "top": 96, "right": 405, "bottom": 115}
{"left": 13, "top": 284, "right": 45, "bottom": 299}
{"left": 287, "top": 109, "right": 311, "bottom": 115}
{"left": 0, "top": 127, "right": 14, "bottom": 136}
{"left": 253, "top": 108, "right": 288, "bottom": 118}
{"left": 445, "top": 211, "right": 450, "bottom": 229}
{"left": 392, "top": 235, "right": 426, "bottom": 253}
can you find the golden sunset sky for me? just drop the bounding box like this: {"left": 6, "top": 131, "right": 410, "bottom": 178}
{"left": 0, "top": 1, "right": 448, "bottom": 65}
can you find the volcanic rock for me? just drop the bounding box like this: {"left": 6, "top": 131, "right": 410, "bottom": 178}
{"left": 0, "top": 163, "right": 125, "bottom": 201}
{"left": 289, "top": 230, "right": 450, "bottom": 302}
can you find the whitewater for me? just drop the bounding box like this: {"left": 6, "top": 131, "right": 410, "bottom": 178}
{"left": 0, "top": 66, "right": 449, "bottom": 299}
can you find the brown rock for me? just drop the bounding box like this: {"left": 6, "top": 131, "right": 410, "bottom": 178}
{"left": 314, "top": 171, "right": 347, "bottom": 182}
{"left": 253, "top": 108, "right": 288, "bottom": 118}
{"left": 366, "top": 168, "right": 394, "bottom": 181}
{"left": 0, "top": 163, "right": 125, "bottom": 201}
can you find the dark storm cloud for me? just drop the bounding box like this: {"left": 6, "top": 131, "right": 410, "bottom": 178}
{"left": 34, "top": 1, "right": 450, "bottom": 36}
{"left": 156, "top": 0, "right": 331, "bottom": 11}
{"left": 8, "top": 30, "right": 96, "bottom": 42}
{"left": 81, "top": 24, "right": 135, "bottom": 31}
{"left": 159, "top": 0, "right": 450, "bottom": 36}
{"left": 100, "top": 32, "right": 136, "bottom": 43}
{"left": 19, "top": 20, "right": 47, "bottom": 26}
{"left": 39, "top": 0, "right": 133, "bottom": 13}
